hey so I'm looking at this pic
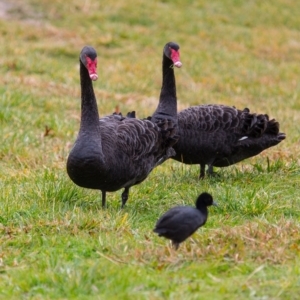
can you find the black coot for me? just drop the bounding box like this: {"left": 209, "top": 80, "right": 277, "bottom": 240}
{"left": 153, "top": 192, "right": 217, "bottom": 249}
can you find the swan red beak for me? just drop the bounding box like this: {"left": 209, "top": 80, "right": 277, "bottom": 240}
{"left": 86, "top": 56, "right": 98, "bottom": 81}
{"left": 170, "top": 48, "right": 182, "bottom": 68}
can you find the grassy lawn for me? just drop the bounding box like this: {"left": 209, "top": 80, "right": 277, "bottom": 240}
{"left": 0, "top": 0, "right": 299, "bottom": 299}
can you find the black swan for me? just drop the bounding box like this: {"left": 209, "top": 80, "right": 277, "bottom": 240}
{"left": 150, "top": 42, "right": 286, "bottom": 178}
{"left": 173, "top": 105, "right": 286, "bottom": 178}
{"left": 66, "top": 46, "right": 178, "bottom": 208}
{"left": 153, "top": 192, "right": 217, "bottom": 250}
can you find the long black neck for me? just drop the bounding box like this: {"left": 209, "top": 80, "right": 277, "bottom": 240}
{"left": 152, "top": 54, "right": 177, "bottom": 123}
{"left": 79, "top": 59, "right": 100, "bottom": 133}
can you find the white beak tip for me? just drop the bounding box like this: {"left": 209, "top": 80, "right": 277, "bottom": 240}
{"left": 90, "top": 74, "right": 98, "bottom": 81}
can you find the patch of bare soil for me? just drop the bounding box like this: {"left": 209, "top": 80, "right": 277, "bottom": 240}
{"left": 0, "top": 0, "right": 43, "bottom": 23}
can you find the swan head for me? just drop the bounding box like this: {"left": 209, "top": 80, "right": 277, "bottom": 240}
{"left": 164, "top": 42, "right": 182, "bottom": 68}
{"left": 80, "top": 46, "right": 98, "bottom": 81}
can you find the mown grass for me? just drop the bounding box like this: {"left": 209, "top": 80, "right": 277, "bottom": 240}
{"left": 0, "top": 0, "right": 300, "bottom": 299}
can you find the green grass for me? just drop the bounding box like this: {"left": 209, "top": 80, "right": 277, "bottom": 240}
{"left": 0, "top": 0, "right": 300, "bottom": 299}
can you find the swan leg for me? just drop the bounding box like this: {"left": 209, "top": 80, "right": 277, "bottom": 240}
{"left": 207, "top": 165, "right": 219, "bottom": 177}
{"left": 199, "top": 164, "right": 205, "bottom": 179}
{"left": 101, "top": 190, "right": 106, "bottom": 208}
{"left": 207, "top": 165, "right": 214, "bottom": 176}
{"left": 121, "top": 187, "right": 130, "bottom": 208}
